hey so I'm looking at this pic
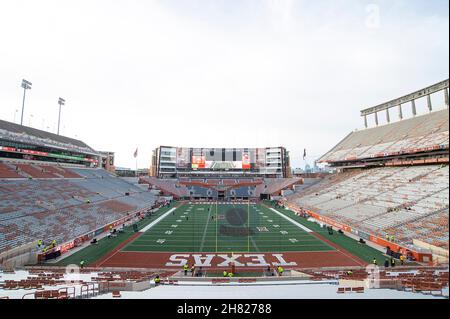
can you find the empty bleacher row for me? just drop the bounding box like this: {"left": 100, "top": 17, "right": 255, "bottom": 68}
{"left": 141, "top": 177, "right": 301, "bottom": 198}
{"left": 142, "top": 177, "right": 190, "bottom": 197}
{"left": 0, "top": 163, "right": 23, "bottom": 178}
{"left": 303, "top": 268, "right": 448, "bottom": 295}
{"left": 0, "top": 161, "right": 84, "bottom": 179}
{"left": 319, "top": 109, "right": 449, "bottom": 163}
{"left": 286, "top": 165, "right": 449, "bottom": 249}
{"left": 0, "top": 179, "right": 99, "bottom": 221}
{"left": 261, "top": 178, "right": 302, "bottom": 195}
{"left": 187, "top": 186, "right": 219, "bottom": 198}
{"left": 0, "top": 167, "right": 156, "bottom": 253}
{"left": 179, "top": 178, "right": 264, "bottom": 186}
{"left": 229, "top": 186, "right": 256, "bottom": 197}
{"left": 385, "top": 208, "right": 449, "bottom": 250}
{"left": 185, "top": 185, "right": 257, "bottom": 198}
{"left": 0, "top": 268, "right": 178, "bottom": 299}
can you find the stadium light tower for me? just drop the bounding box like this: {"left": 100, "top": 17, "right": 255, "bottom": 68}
{"left": 57, "top": 97, "right": 66, "bottom": 135}
{"left": 20, "top": 79, "right": 32, "bottom": 126}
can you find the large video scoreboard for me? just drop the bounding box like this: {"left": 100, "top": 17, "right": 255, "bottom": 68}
{"left": 152, "top": 146, "right": 290, "bottom": 178}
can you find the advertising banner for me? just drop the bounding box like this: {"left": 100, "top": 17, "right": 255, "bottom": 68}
{"left": 192, "top": 155, "right": 206, "bottom": 169}
{"left": 59, "top": 241, "right": 75, "bottom": 253}
{"left": 22, "top": 149, "right": 49, "bottom": 156}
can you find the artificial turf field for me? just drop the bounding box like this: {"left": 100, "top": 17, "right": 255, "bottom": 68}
{"left": 56, "top": 201, "right": 390, "bottom": 269}
{"left": 122, "top": 202, "right": 333, "bottom": 253}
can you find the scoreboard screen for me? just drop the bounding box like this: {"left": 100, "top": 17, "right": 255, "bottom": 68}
{"left": 175, "top": 148, "right": 256, "bottom": 170}
{"left": 156, "top": 146, "right": 287, "bottom": 178}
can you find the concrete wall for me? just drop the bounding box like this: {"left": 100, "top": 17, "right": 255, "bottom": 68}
{"left": 98, "top": 280, "right": 151, "bottom": 292}
{"left": 413, "top": 239, "right": 449, "bottom": 264}
{"left": 0, "top": 241, "right": 39, "bottom": 269}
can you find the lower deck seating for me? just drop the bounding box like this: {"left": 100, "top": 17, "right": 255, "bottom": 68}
{"left": 0, "top": 163, "right": 23, "bottom": 178}
{"left": 0, "top": 168, "right": 156, "bottom": 253}
{"left": 287, "top": 165, "right": 449, "bottom": 249}
{"left": 15, "top": 164, "right": 60, "bottom": 178}
{"left": 261, "top": 178, "right": 302, "bottom": 195}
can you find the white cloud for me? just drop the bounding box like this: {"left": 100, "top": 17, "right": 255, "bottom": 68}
{"left": 265, "top": 0, "right": 294, "bottom": 31}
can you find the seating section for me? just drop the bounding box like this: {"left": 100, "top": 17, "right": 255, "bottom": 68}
{"left": 187, "top": 186, "right": 219, "bottom": 198}
{"left": 0, "top": 167, "right": 156, "bottom": 253}
{"left": 0, "top": 162, "right": 84, "bottom": 179}
{"left": 0, "top": 163, "right": 22, "bottom": 178}
{"left": 205, "top": 179, "right": 221, "bottom": 184}
{"left": 70, "top": 168, "right": 115, "bottom": 179}
{"left": 303, "top": 268, "right": 448, "bottom": 296}
{"left": 0, "top": 180, "right": 98, "bottom": 220}
{"left": 319, "top": 109, "right": 449, "bottom": 163}
{"left": 286, "top": 165, "right": 449, "bottom": 249}
{"left": 0, "top": 269, "right": 178, "bottom": 299}
{"left": 222, "top": 179, "right": 237, "bottom": 186}
{"left": 15, "top": 164, "right": 61, "bottom": 178}
{"left": 387, "top": 209, "right": 449, "bottom": 249}
{"left": 37, "top": 165, "right": 83, "bottom": 178}
{"left": 229, "top": 186, "right": 256, "bottom": 198}
{"left": 140, "top": 177, "right": 190, "bottom": 197}
{"left": 141, "top": 177, "right": 300, "bottom": 198}
{"left": 261, "top": 178, "right": 302, "bottom": 195}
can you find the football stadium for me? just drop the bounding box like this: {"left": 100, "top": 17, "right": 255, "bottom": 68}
{"left": 0, "top": 79, "right": 449, "bottom": 300}
{"left": 0, "top": 1, "right": 449, "bottom": 307}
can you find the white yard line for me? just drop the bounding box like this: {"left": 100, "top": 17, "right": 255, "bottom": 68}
{"left": 140, "top": 207, "right": 177, "bottom": 233}
{"left": 233, "top": 203, "right": 260, "bottom": 252}
{"left": 269, "top": 208, "right": 313, "bottom": 233}
{"left": 199, "top": 204, "right": 213, "bottom": 252}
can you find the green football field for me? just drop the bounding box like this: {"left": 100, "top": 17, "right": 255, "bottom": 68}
{"left": 55, "top": 201, "right": 391, "bottom": 267}
{"left": 122, "top": 203, "right": 334, "bottom": 253}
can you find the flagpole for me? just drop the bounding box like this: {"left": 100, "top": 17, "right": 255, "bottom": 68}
{"left": 134, "top": 147, "right": 138, "bottom": 177}
{"left": 303, "top": 149, "right": 307, "bottom": 173}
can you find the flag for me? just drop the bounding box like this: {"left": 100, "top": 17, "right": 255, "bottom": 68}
{"left": 133, "top": 147, "right": 138, "bottom": 158}
{"left": 303, "top": 148, "right": 306, "bottom": 160}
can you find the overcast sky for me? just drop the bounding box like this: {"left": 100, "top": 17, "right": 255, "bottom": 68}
{"left": 0, "top": 0, "right": 448, "bottom": 169}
